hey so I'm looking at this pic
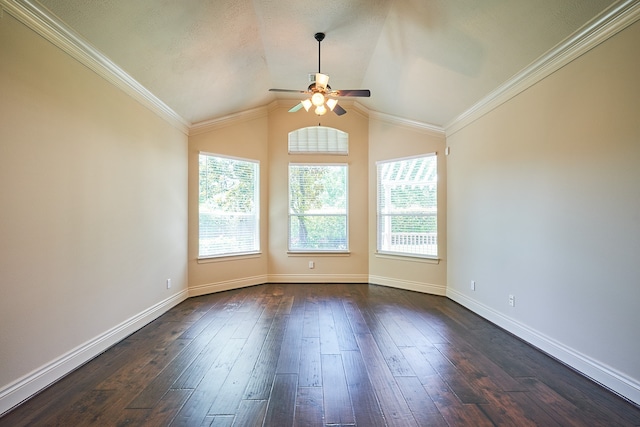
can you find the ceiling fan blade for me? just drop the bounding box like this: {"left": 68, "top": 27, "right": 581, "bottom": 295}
{"left": 333, "top": 104, "right": 347, "bottom": 116}
{"left": 333, "top": 89, "right": 371, "bottom": 97}
{"left": 269, "top": 88, "right": 309, "bottom": 94}
{"left": 288, "top": 102, "right": 304, "bottom": 113}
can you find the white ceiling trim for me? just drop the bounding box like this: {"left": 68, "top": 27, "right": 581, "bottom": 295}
{"left": 1, "top": 0, "right": 191, "bottom": 135}
{"left": 189, "top": 105, "right": 269, "bottom": 136}
{"left": 445, "top": 0, "right": 640, "bottom": 137}
{"left": 369, "top": 111, "right": 445, "bottom": 137}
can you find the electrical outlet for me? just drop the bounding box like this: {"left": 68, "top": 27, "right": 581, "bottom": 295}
{"left": 166, "top": 278, "right": 172, "bottom": 289}
{"left": 508, "top": 294, "right": 515, "bottom": 307}
{"left": 470, "top": 280, "right": 476, "bottom": 291}
{"left": 309, "top": 261, "right": 314, "bottom": 269}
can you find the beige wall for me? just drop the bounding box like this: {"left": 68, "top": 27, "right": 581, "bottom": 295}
{"left": 0, "top": 13, "right": 188, "bottom": 413}
{"left": 188, "top": 113, "right": 270, "bottom": 295}
{"left": 368, "top": 119, "right": 447, "bottom": 294}
{"left": 267, "top": 105, "right": 369, "bottom": 282}
{"left": 446, "top": 20, "right": 640, "bottom": 402}
{"left": 188, "top": 104, "right": 371, "bottom": 288}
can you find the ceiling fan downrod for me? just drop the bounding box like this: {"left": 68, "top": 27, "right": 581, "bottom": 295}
{"left": 315, "top": 32, "right": 325, "bottom": 73}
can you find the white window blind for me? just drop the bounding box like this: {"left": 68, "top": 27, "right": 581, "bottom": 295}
{"left": 288, "top": 126, "right": 348, "bottom": 154}
{"left": 199, "top": 153, "right": 259, "bottom": 258}
{"left": 289, "top": 164, "right": 348, "bottom": 251}
{"left": 377, "top": 154, "right": 437, "bottom": 257}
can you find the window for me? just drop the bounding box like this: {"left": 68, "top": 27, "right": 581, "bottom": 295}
{"left": 377, "top": 154, "right": 437, "bottom": 257}
{"left": 199, "top": 153, "right": 259, "bottom": 258}
{"left": 288, "top": 126, "right": 348, "bottom": 154}
{"left": 289, "top": 164, "right": 348, "bottom": 252}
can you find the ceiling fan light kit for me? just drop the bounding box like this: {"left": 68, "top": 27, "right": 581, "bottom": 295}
{"left": 270, "top": 32, "right": 371, "bottom": 117}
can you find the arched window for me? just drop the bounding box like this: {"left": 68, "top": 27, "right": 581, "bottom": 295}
{"left": 288, "top": 126, "right": 348, "bottom": 155}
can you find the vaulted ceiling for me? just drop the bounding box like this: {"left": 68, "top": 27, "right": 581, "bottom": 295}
{"left": 36, "top": 0, "right": 619, "bottom": 127}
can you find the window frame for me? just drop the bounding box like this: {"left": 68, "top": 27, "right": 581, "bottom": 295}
{"left": 288, "top": 162, "right": 349, "bottom": 253}
{"left": 376, "top": 153, "right": 438, "bottom": 259}
{"left": 198, "top": 152, "right": 260, "bottom": 259}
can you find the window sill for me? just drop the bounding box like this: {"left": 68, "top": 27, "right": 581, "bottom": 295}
{"left": 287, "top": 251, "right": 350, "bottom": 257}
{"left": 375, "top": 252, "right": 440, "bottom": 264}
{"left": 197, "top": 252, "right": 262, "bottom": 264}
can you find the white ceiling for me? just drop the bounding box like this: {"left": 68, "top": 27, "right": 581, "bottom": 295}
{"left": 37, "top": 0, "right": 618, "bottom": 127}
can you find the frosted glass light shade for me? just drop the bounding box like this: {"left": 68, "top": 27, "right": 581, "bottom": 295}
{"left": 315, "top": 73, "right": 329, "bottom": 90}
{"left": 311, "top": 92, "right": 325, "bottom": 107}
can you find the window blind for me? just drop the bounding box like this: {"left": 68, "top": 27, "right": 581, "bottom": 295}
{"left": 199, "top": 153, "right": 259, "bottom": 258}
{"left": 377, "top": 154, "right": 437, "bottom": 257}
{"left": 288, "top": 126, "right": 348, "bottom": 154}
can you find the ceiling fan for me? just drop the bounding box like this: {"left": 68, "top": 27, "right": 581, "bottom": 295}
{"left": 269, "top": 32, "right": 371, "bottom": 116}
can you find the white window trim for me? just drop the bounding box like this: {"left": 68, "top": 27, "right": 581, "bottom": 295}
{"left": 288, "top": 162, "right": 349, "bottom": 253}
{"left": 198, "top": 152, "right": 260, "bottom": 260}
{"left": 376, "top": 153, "right": 438, "bottom": 259}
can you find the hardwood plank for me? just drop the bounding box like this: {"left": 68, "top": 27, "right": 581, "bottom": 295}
{"left": 321, "top": 354, "right": 355, "bottom": 425}
{"left": 417, "top": 344, "right": 486, "bottom": 404}
{"left": 341, "top": 350, "right": 386, "bottom": 427}
{"left": 298, "top": 337, "right": 322, "bottom": 387}
{"left": 275, "top": 306, "right": 305, "bottom": 374}
{"left": 351, "top": 296, "right": 415, "bottom": 377}
{"left": 434, "top": 342, "right": 526, "bottom": 393}
{"left": 138, "top": 389, "right": 191, "bottom": 427}
{"left": 498, "top": 390, "right": 564, "bottom": 427}
{"left": 318, "top": 299, "right": 341, "bottom": 354}
{"left": 207, "top": 298, "right": 289, "bottom": 415}
{"left": 399, "top": 345, "right": 439, "bottom": 384}
{"left": 302, "top": 295, "right": 320, "bottom": 338}
{"left": 172, "top": 301, "right": 265, "bottom": 391}
{"left": 422, "top": 374, "right": 495, "bottom": 427}
{"left": 263, "top": 373, "right": 298, "bottom": 426}
{"left": 39, "top": 389, "right": 117, "bottom": 426}
{"left": 329, "top": 299, "right": 358, "bottom": 351}
{"left": 170, "top": 338, "right": 246, "bottom": 426}
{"left": 231, "top": 400, "right": 267, "bottom": 427}
{"left": 520, "top": 376, "right": 623, "bottom": 427}
{"left": 205, "top": 415, "right": 234, "bottom": 426}
{"left": 294, "top": 387, "right": 324, "bottom": 427}
{"left": 353, "top": 333, "right": 417, "bottom": 427}
{"left": 395, "top": 376, "right": 448, "bottom": 426}
{"left": 241, "top": 299, "right": 288, "bottom": 400}
{"left": 127, "top": 325, "right": 222, "bottom": 409}
{"left": 475, "top": 390, "right": 540, "bottom": 427}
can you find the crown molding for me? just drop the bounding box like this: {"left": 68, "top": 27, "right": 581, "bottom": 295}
{"left": 189, "top": 105, "right": 270, "bottom": 136}
{"left": 1, "top": 0, "right": 191, "bottom": 135}
{"left": 369, "top": 110, "right": 445, "bottom": 137}
{"left": 445, "top": 0, "right": 640, "bottom": 137}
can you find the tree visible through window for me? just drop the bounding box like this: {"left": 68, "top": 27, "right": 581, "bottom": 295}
{"left": 199, "top": 153, "right": 259, "bottom": 258}
{"left": 289, "top": 164, "right": 348, "bottom": 252}
{"left": 377, "top": 154, "right": 437, "bottom": 257}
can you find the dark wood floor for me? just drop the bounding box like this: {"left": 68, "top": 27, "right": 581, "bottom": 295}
{"left": 2, "top": 283, "right": 639, "bottom": 426}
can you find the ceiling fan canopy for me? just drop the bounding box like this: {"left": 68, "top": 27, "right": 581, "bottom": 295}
{"left": 269, "top": 32, "right": 371, "bottom": 116}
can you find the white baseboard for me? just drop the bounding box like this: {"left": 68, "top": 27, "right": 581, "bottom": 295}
{"left": 0, "top": 289, "right": 189, "bottom": 416}
{"left": 369, "top": 275, "right": 447, "bottom": 296}
{"left": 188, "top": 275, "right": 269, "bottom": 297}
{"left": 267, "top": 273, "right": 369, "bottom": 283}
{"left": 447, "top": 288, "right": 640, "bottom": 406}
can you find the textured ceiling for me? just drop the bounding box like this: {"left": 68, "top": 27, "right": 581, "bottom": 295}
{"left": 37, "top": 0, "right": 618, "bottom": 126}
